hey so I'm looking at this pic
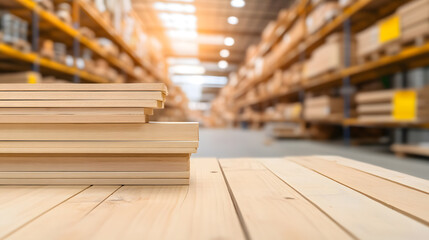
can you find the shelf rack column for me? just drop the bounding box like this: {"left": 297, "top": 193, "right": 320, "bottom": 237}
{"left": 342, "top": 18, "right": 352, "bottom": 145}
{"left": 31, "top": 10, "right": 39, "bottom": 73}
{"left": 72, "top": 0, "right": 80, "bottom": 83}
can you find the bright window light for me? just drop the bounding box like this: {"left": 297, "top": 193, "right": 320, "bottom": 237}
{"left": 224, "top": 37, "right": 235, "bottom": 46}
{"left": 170, "top": 42, "right": 198, "bottom": 55}
{"left": 227, "top": 16, "right": 239, "bottom": 25}
{"left": 231, "top": 0, "right": 245, "bottom": 8}
{"left": 220, "top": 49, "right": 230, "bottom": 58}
{"left": 172, "top": 75, "right": 228, "bottom": 85}
{"left": 153, "top": 2, "right": 196, "bottom": 13}
{"left": 218, "top": 60, "right": 229, "bottom": 69}
{"left": 197, "top": 34, "right": 225, "bottom": 45}
{"left": 168, "top": 57, "right": 200, "bottom": 65}
{"left": 167, "top": 29, "right": 198, "bottom": 39}
{"left": 158, "top": 13, "right": 197, "bottom": 29}
{"left": 170, "top": 65, "right": 206, "bottom": 75}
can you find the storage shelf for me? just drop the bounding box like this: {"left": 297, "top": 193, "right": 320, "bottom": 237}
{"left": 234, "top": 0, "right": 410, "bottom": 100}
{"left": 77, "top": 0, "right": 164, "bottom": 83}
{"left": 0, "top": 43, "right": 107, "bottom": 83}
{"left": 11, "top": 0, "right": 137, "bottom": 80}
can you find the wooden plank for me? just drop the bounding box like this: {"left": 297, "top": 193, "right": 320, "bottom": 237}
{"left": 0, "top": 122, "right": 199, "bottom": 141}
{"left": 0, "top": 147, "right": 197, "bottom": 154}
{"left": 264, "top": 157, "right": 429, "bottom": 239}
{"left": 60, "top": 158, "right": 245, "bottom": 239}
{"left": 0, "top": 178, "right": 189, "bottom": 185}
{"left": 219, "top": 158, "right": 352, "bottom": 240}
{"left": 6, "top": 186, "right": 120, "bottom": 240}
{"left": 0, "top": 154, "right": 190, "bottom": 172}
{"left": 0, "top": 100, "right": 164, "bottom": 108}
{"left": 0, "top": 114, "right": 149, "bottom": 123}
{"left": 355, "top": 90, "right": 395, "bottom": 104}
{"left": 0, "top": 83, "right": 167, "bottom": 93}
{"left": 290, "top": 156, "right": 429, "bottom": 226}
{"left": 0, "top": 185, "right": 88, "bottom": 238}
{"left": 0, "top": 107, "right": 154, "bottom": 115}
{"left": 0, "top": 140, "right": 198, "bottom": 148}
{"left": 0, "top": 171, "right": 190, "bottom": 179}
{"left": 317, "top": 155, "right": 429, "bottom": 195}
{"left": 357, "top": 103, "right": 392, "bottom": 114}
{"left": 0, "top": 91, "right": 166, "bottom": 101}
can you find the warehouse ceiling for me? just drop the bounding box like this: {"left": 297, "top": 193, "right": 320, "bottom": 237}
{"left": 132, "top": 0, "right": 291, "bottom": 110}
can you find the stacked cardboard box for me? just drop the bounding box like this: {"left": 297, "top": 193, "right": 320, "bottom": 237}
{"left": 398, "top": 0, "right": 429, "bottom": 45}
{"left": 304, "top": 95, "right": 344, "bottom": 121}
{"left": 356, "top": 88, "right": 429, "bottom": 122}
{"left": 0, "top": 83, "right": 199, "bottom": 185}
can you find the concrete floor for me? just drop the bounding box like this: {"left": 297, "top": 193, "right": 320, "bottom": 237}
{"left": 194, "top": 128, "right": 429, "bottom": 180}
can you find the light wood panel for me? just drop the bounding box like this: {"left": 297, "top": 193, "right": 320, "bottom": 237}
{"left": 0, "top": 178, "right": 189, "bottom": 185}
{"left": 0, "top": 171, "right": 189, "bottom": 179}
{"left": 0, "top": 141, "right": 198, "bottom": 148}
{"left": 0, "top": 154, "right": 190, "bottom": 172}
{"left": 0, "top": 186, "right": 88, "bottom": 238}
{"left": 290, "top": 156, "right": 429, "bottom": 225}
{"left": 0, "top": 91, "right": 165, "bottom": 100}
{"left": 59, "top": 158, "right": 245, "bottom": 239}
{"left": 0, "top": 107, "right": 154, "bottom": 115}
{"left": 219, "top": 158, "right": 352, "bottom": 240}
{"left": 317, "top": 155, "right": 429, "bottom": 194}
{"left": 0, "top": 147, "right": 197, "bottom": 154}
{"left": 0, "top": 83, "right": 167, "bottom": 92}
{"left": 0, "top": 114, "right": 149, "bottom": 123}
{"left": 0, "top": 122, "right": 199, "bottom": 141}
{"left": 264, "top": 157, "right": 429, "bottom": 239}
{"left": 0, "top": 100, "right": 164, "bottom": 108}
{"left": 6, "top": 186, "right": 120, "bottom": 240}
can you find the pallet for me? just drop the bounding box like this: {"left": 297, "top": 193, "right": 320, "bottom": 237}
{"left": 0, "top": 157, "right": 428, "bottom": 239}
{"left": 357, "top": 41, "right": 401, "bottom": 64}
{"left": 391, "top": 144, "right": 429, "bottom": 158}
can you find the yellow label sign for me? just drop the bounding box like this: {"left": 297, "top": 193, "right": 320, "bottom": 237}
{"left": 379, "top": 15, "right": 401, "bottom": 44}
{"left": 393, "top": 90, "right": 416, "bottom": 121}
{"left": 27, "top": 73, "right": 38, "bottom": 84}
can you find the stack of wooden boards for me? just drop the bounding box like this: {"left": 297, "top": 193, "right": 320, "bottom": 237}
{"left": 0, "top": 83, "right": 199, "bottom": 185}
{"left": 304, "top": 95, "right": 344, "bottom": 121}
{"left": 356, "top": 87, "right": 429, "bottom": 123}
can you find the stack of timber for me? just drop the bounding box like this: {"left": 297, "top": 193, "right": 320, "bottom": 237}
{"left": 0, "top": 83, "right": 199, "bottom": 185}
{"left": 266, "top": 122, "right": 307, "bottom": 139}
{"left": 304, "top": 95, "right": 344, "bottom": 122}
{"left": 398, "top": 0, "right": 429, "bottom": 45}
{"left": 356, "top": 87, "right": 429, "bottom": 123}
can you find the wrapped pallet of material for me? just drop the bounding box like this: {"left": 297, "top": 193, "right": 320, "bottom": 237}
{"left": 265, "top": 19, "right": 305, "bottom": 71}
{"left": 304, "top": 33, "right": 355, "bottom": 80}
{"left": 267, "top": 70, "right": 284, "bottom": 94}
{"left": 398, "top": 0, "right": 429, "bottom": 45}
{"left": 306, "top": 1, "right": 340, "bottom": 35}
{"left": 0, "top": 72, "right": 41, "bottom": 83}
{"left": 356, "top": 13, "right": 401, "bottom": 61}
{"left": 356, "top": 24, "right": 379, "bottom": 60}
{"left": 355, "top": 87, "right": 429, "bottom": 122}
{"left": 277, "top": 102, "right": 302, "bottom": 120}
{"left": 304, "top": 95, "right": 344, "bottom": 121}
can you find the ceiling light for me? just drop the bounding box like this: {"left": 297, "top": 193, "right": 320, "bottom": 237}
{"left": 218, "top": 60, "right": 229, "bottom": 69}
{"left": 220, "top": 49, "right": 230, "bottom": 58}
{"left": 227, "top": 16, "right": 239, "bottom": 25}
{"left": 170, "top": 65, "right": 206, "bottom": 75}
{"left": 231, "top": 0, "right": 245, "bottom": 8}
{"left": 224, "top": 37, "right": 235, "bottom": 46}
{"left": 153, "top": 2, "right": 196, "bottom": 13}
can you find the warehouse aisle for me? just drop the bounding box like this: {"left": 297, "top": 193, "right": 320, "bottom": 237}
{"left": 194, "top": 128, "right": 429, "bottom": 180}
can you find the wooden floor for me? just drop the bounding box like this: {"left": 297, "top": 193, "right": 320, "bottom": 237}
{"left": 1, "top": 156, "right": 429, "bottom": 239}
